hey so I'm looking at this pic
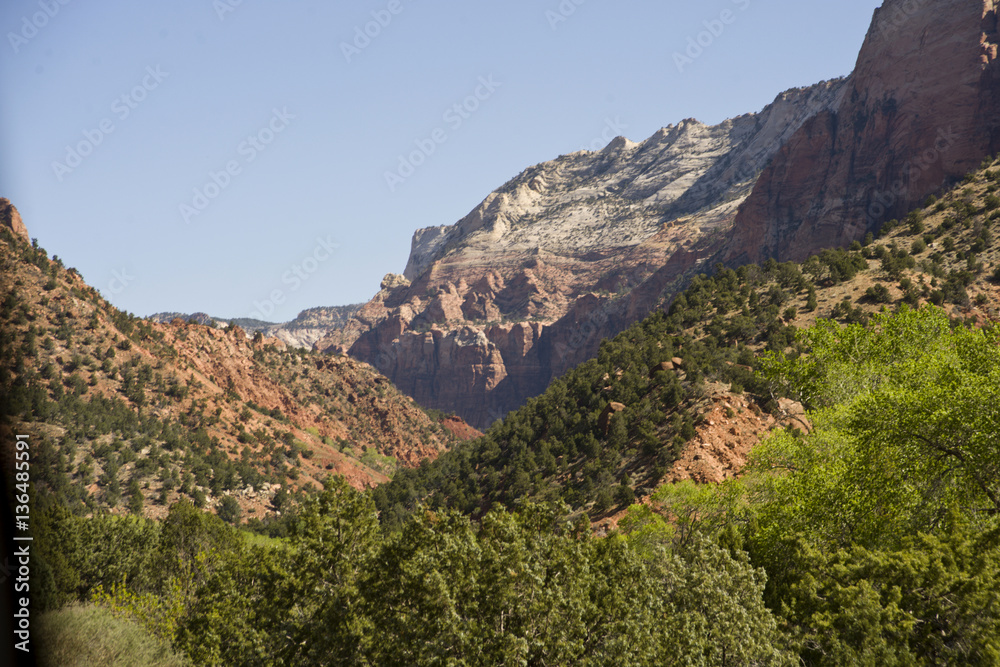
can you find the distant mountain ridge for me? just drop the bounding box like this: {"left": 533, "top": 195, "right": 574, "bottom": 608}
{"left": 149, "top": 304, "right": 363, "bottom": 349}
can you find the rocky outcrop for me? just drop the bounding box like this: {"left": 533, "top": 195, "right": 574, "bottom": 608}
{"left": 727, "top": 0, "right": 1000, "bottom": 264}
{"left": 666, "top": 392, "right": 812, "bottom": 485}
{"left": 439, "top": 415, "right": 483, "bottom": 441}
{"left": 598, "top": 402, "right": 627, "bottom": 434}
{"left": 0, "top": 199, "right": 28, "bottom": 242}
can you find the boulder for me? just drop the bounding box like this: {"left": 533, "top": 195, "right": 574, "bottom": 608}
{"left": 649, "top": 361, "right": 675, "bottom": 377}
{"left": 777, "top": 398, "right": 812, "bottom": 434}
{"left": 598, "top": 402, "right": 627, "bottom": 434}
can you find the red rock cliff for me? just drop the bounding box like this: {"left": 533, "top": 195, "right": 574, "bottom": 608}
{"left": 727, "top": 0, "right": 1000, "bottom": 264}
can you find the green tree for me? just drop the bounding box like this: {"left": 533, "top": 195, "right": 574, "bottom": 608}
{"left": 33, "top": 502, "right": 85, "bottom": 612}
{"left": 806, "top": 285, "right": 819, "bottom": 313}
{"left": 127, "top": 479, "right": 144, "bottom": 515}
{"left": 778, "top": 515, "right": 1000, "bottom": 665}
{"left": 175, "top": 541, "right": 288, "bottom": 666}
{"left": 364, "top": 504, "right": 596, "bottom": 665}
{"left": 752, "top": 306, "right": 1000, "bottom": 553}
{"left": 217, "top": 496, "right": 241, "bottom": 524}
{"left": 277, "top": 476, "right": 381, "bottom": 666}
{"left": 157, "top": 499, "right": 241, "bottom": 594}
{"left": 78, "top": 513, "right": 161, "bottom": 598}
{"left": 663, "top": 535, "right": 792, "bottom": 666}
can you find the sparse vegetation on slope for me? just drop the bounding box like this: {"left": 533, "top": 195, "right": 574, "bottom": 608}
{"left": 0, "top": 226, "right": 454, "bottom": 528}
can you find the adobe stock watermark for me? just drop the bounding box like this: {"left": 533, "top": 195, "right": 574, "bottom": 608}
{"left": 248, "top": 235, "right": 340, "bottom": 320}
{"left": 341, "top": 0, "right": 410, "bottom": 63}
{"left": 214, "top": 0, "right": 244, "bottom": 21}
{"left": 865, "top": 126, "right": 957, "bottom": 224}
{"left": 107, "top": 267, "right": 135, "bottom": 296}
{"left": 179, "top": 107, "right": 295, "bottom": 224}
{"left": 877, "top": 0, "right": 932, "bottom": 38}
{"left": 581, "top": 116, "right": 629, "bottom": 152}
{"left": 673, "top": 0, "right": 751, "bottom": 73}
{"left": 51, "top": 65, "right": 169, "bottom": 182}
{"left": 546, "top": 0, "right": 589, "bottom": 31}
{"left": 384, "top": 75, "right": 502, "bottom": 192}
{"left": 7, "top": 0, "right": 73, "bottom": 54}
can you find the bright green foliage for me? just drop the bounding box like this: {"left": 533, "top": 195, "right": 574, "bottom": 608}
{"left": 646, "top": 305, "right": 1000, "bottom": 664}
{"left": 759, "top": 305, "right": 959, "bottom": 409}
{"left": 173, "top": 541, "right": 287, "bottom": 666}
{"left": 848, "top": 317, "right": 1000, "bottom": 517}
{"left": 615, "top": 502, "right": 675, "bottom": 555}
{"left": 275, "top": 476, "right": 381, "bottom": 666}
{"left": 738, "top": 413, "right": 878, "bottom": 561}
{"left": 754, "top": 306, "right": 1000, "bottom": 550}
{"left": 91, "top": 580, "right": 186, "bottom": 648}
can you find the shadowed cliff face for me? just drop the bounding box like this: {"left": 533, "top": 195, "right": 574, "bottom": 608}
{"left": 726, "top": 0, "right": 1000, "bottom": 265}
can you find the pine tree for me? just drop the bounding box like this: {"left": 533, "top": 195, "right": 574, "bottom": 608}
{"left": 127, "top": 478, "right": 143, "bottom": 515}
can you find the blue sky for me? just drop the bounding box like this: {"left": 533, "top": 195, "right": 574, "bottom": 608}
{"left": 1, "top": 0, "right": 883, "bottom": 322}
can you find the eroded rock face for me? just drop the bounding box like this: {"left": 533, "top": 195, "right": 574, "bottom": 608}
{"left": 316, "top": 82, "right": 843, "bottom": 429}
{"left": 727, "top": 0, "right": 1000, "bottom": 264}
{"left": 317, "top": 2, "right": 1000, "bottom": 430}
{"left": 0, "top": 199, "right": 29, "bottom": 242}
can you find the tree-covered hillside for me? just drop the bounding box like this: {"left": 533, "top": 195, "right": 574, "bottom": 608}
{"left": 0, "top": 224, "right": 455, "bottom": 526}
{"left": 374, "top": 159, "right": 1000, "bottom": 525}
{"left": 28, "top": 305, "right": 1000, "bottom": 665}
{"left": 8, "top": 158, "right": 1000, "bottom": 665}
